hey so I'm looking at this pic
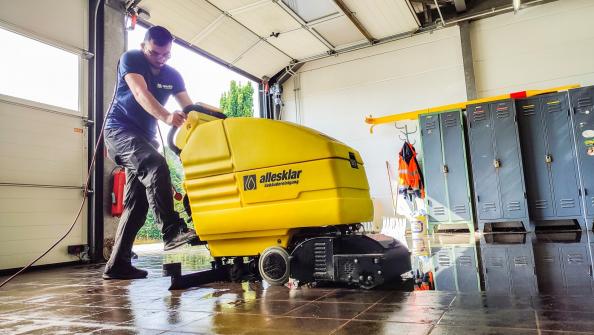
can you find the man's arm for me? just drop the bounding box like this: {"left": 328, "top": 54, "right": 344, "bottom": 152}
{"left": 174, "top": 91, "right": 193, "bottom": 110}
{"left": 124, "top": 73, "right": 186, "bottom": 127}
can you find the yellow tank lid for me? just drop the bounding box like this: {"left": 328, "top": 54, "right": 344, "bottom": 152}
{"left": 223, "top": 118, "right": 363, "bottom": 173}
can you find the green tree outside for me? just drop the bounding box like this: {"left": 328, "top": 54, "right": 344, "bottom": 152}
{"left": 219, "top": 81, "right": 254, "bottom": 117}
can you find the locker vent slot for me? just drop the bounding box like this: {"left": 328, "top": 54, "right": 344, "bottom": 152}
{"left": 591, "top": 197, "right": 594, "bottom": 207}
{"left": 473, "top": 108, "right": 487, "bottom": 122}
{"left": 535, "top": 200, "right": 549, "bottom": 209}
{"left": 489, "top": 257, "right": 504, "bottom": 268}
{"left": 507, "top": 201, "right": 521, "bottom": 211}
{"left": 542, "top": 256, "right": 555, "bottom": 263}
{"left": 453, "top": 205, "right": 467, "bottom": 214}
{"left": 425, "top": 120, "right": 437, "bottom": 131}
{"left": 546, "top": 101, "right": 561, "bottom": 114}
{"left": 458, "top": 255, "right": 472, "bottom": 266}
{"left": 433, "top": 207, "right": 446, "bottom": 216}
{"left": 443, "top": 115, "right": 458, "bottom": 128}
{"left": 560, "top": 199, "right": 576, "bottom": 208}
{"left": 521, "top": 105, "right": 536, "bottom": 116}
{"left": 577, "top": 97, "right": 592, "bottom": 108}
{"left": 483, "top": 202, "right": 497, "bottom": 212}
{"left": 438, "top": 254, "right": 451, "bottom": 267}
{"left": 496, "top": 105, "right": 511, "bottom": 119}
{"left": 513, "top": 256, "right": 529, "bottom": 267}
{"left": 567, "top": 253, "right": 584, "bottom": 264}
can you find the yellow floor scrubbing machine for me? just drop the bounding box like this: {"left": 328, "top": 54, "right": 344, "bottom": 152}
{"left": 163, "top": 104, "right": 411, "bottom": 289}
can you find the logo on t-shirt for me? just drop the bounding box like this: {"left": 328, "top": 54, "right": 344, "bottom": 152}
{"left": 156, "top": 83, "right": 173, "bottom": 90}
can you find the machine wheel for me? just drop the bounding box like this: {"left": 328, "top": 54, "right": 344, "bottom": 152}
{"left": 258, "top": 246, "right": 290, "bottom": 286}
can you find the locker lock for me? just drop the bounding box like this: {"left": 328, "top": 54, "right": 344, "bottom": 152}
{"left": 545, "top": 154, "right": 553, "bottom": 164}
{"left": 442, "top": 165, "right": 449, "bottom": 174}
{"left": 493, "top": 159, "right": 501, "bottom": 168}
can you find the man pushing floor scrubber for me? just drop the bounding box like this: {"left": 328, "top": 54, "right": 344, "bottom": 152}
{"left": 105, "top": 25, "right": 411, "bottom": 288}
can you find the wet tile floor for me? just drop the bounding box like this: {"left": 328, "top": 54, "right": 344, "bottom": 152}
{"left": 1, "top": 231, "right": 594, "bottom": 334}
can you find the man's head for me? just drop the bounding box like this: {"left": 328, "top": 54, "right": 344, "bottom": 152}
{"left": 141, "top": 26, "right": 173, "bottom": 69}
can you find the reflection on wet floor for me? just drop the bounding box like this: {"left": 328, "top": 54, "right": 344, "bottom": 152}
{"left": 410, "top": 231, "right": 594, "bottom": 297}
{"left": 1, "top": 232, "right": 594, "bottom": 334}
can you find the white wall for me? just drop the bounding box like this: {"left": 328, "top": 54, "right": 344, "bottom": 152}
{"left": 471, "top": 0, "right": 594, "bottom": 97}
{"left": 282, "top": 26, "right": 467, "bottom": 220}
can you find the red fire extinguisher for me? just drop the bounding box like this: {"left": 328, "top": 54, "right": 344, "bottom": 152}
{"left": 111, "top": 167, "right": 126, "bottom": 217}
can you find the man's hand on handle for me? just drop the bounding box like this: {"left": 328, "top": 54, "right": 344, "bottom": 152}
{"left": 165, "top": 111, "right": 187, "bottom": 128}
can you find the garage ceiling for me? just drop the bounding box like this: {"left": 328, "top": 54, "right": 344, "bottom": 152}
{"left": 136, "top": 0, "right": 420, "bottom": 79}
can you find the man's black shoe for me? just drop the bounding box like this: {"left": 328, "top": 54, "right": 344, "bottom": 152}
{"left": 102, "top": 266, "right": 148, "bottom": 280}
{"left": 164, "top": 227, "right": 200, "bottom": 251}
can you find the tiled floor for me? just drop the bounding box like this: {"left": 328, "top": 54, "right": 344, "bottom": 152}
{"left": 1, "top": 232, "right": 594, "bottom": 334}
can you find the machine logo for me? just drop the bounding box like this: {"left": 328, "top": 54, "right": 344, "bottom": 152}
{"left": 243, "top": 175, "right": 257, "bottom": 191}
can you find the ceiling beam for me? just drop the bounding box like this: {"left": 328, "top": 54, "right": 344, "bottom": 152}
{"left": 273, "top": 0, "right": 336, "bottom": 52}
{"left": 332, "top": 0, "right": 375, "bottom": 44}
{"left": 202, "top": 0, "right": 295, "bottom": 61}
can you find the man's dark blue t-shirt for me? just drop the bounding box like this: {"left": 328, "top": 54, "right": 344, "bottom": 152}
{"left": 105, "top": 50, "right": 185, "bottom": 139}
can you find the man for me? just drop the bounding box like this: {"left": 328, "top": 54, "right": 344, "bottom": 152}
{"left": 103, "top": 26, "right": 197, "bottom": 280}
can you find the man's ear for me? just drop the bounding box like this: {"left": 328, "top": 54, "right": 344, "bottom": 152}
{"left": 140, "top": 42, "right": 145, "bottom": 50}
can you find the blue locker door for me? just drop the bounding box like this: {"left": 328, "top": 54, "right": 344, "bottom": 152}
{"left": 544, "top": 94, "right": 582, "bottom": 217}
{"left": 481, "top": 246, "right": 512, "bottom": 294}
{"left": 517, "top": 98, "right": 554, "bottom": 218}
{"left": 454, "top": 247, "right": 480, "bottom": 292}
{"left": 507, "top": 244, "right": 538, "bottom": 296}
{"left": 420, "top": 114, "right": 449, "bottom": 222}
{"left": 570, "top": 87, "right": 594, "bottom": 218}
{"left": 492, "top": 100, "right": 527, "bottom": 220}
{"left": 442, "top": 111, "right": 471, "bottom": 221}
{"left": 433, "top": 248, "right": 457, "bottom": 291}
{"left": 561, "top": 245, "right": 592, "bottom": 294}
{"left": 468, "top": 104, "right": 502, "bottom": 220}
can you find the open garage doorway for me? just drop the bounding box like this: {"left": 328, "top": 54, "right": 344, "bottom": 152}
{"left": 122, "top": 25, "right": 260, "bottom": 244}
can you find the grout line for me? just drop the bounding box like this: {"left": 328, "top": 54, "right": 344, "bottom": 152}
{"left": 535, "top": 309, "right": 542, "bottom": 335}
{"left": 448, "top": 295, "right": 457, "bottom": 308}
{"left": 280, "top": 289, "right": 337, "bottom": 316}
{"left": 424, "top": 309, "right": 448, "bottom": 335}
{"left": 328, "top": 299, "right": 380, "bottom": 335}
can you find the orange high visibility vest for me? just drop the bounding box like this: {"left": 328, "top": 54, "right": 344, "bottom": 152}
{"left": 398, "top": 142, "right": 425, "bottom": 199}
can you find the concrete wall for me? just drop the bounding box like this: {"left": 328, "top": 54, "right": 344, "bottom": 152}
{"left": 471, "top": 0, "right": 594, "bottom": 97}
{"left": 102, "top": 1, "right": 126, "bottom": 258}
{"left": 282, "top": 26, "right": 467, "bottom": 221}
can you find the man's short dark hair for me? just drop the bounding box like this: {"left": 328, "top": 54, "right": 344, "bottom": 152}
{"left": 144, "top": 26, "right": 173, "bottom": 46}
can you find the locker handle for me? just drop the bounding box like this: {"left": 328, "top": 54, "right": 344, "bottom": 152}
{"left": 493, "top": 159, "right": 501, "bottom": 168}
{"left": 545, "top": 154, "right": 553, "bottom": 164}
{"left": 442, "top": 165, "right": 449, "bottom": 174}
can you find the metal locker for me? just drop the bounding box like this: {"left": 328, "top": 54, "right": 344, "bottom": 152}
{"left": 454, "top": 246, "right": 480, "bottom": 292}
{"left": 442, "top": 112, "right": 472, "bottom": 223}
{"left": 467, "top": 99, "right": 530, "bottom": 231}
{"left": 532, "top": 231, "right": 593, "bottom": 295}
{"left": 480, "top": 234, "right": 538, "bottom": 296}
{"left": 569, "top": 86, "right": 594, "bottom": 230}
{"left": 420, "top": 110, "right": 473, "bottom": 232}
{"left": 420, "top": 114, "right": 449, "bottom": 223}
{"left": 432, "top": 247, "right": 457, "bottom": 291}
{"left": 431, "top": 243, "right": 480, "bottom": 292}
{"left": 517, "top": 92, "right": 584, "bottom": 229}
